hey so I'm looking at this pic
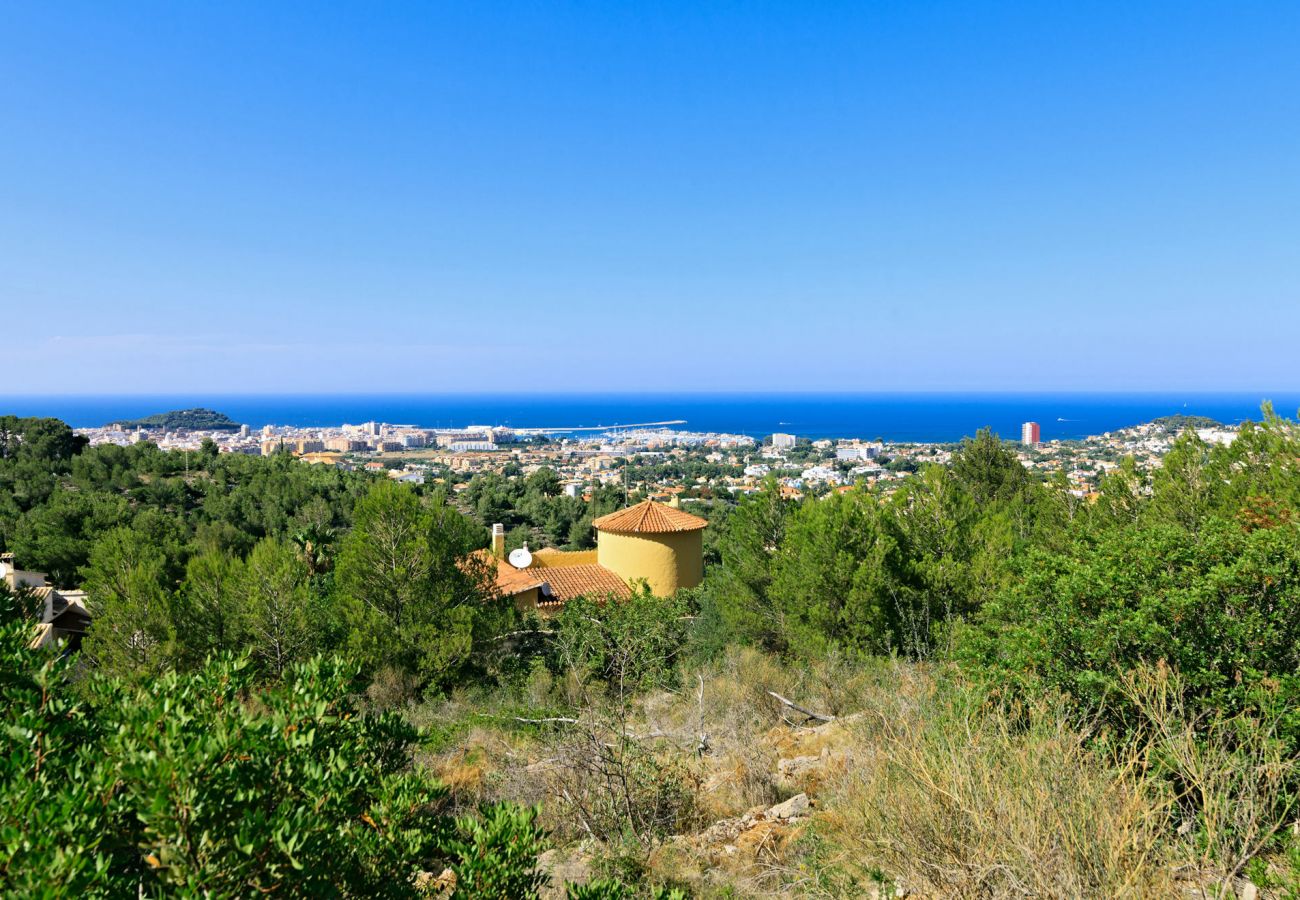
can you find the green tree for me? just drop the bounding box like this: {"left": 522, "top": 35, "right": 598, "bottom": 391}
{"left": 10, "top": 487, "right": 129, "bottom": 586}
{"left": 336, "top": 482, "right": 496, "bottom": 691}
{"left": 0, "top": 416, "right": 87, "bottom": 549}
{"left": 949, "top": 427, "right": 1031, "bottom": 506}
{"left": 705, "top": 478, "right": 792, "bottom": 650}
{"left": 178, "top": 548, "right": 244, "bottom": 666}
{"left": 525, "top": 467, "right": 562, "bottom": 499}
{"left": 958, "top": 518, "right": 1300, "bottom": 747}
{"left": 234, "top": 537, "right": 318, "bottom": 678}
{"left": 770, "top": 488, "right": 906, "bottom": 656}
{"left": 80, "top": 527, "right": 177, "bottom": 679}
{"left": 1148, "top": 431, "right": 1215, "bottom": 533}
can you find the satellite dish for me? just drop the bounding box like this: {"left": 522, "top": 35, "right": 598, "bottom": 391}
{"left": 508, "top": 546, "right": 533, "bottom": 569}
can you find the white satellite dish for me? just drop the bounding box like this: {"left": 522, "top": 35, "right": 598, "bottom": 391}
{"left": 508, "top": 546, "right": 533, "bottom": 569}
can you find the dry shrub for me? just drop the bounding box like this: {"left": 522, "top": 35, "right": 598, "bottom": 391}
{"left": 1121, "top": 665, "right": 1300, "bottom": 896}
{"left": 434, "top": 744, "right": 490, "bottom": 803}
{"left": 543, "top": 723, "right": 704, "bottom": 847}
{"left": 365, "top": 664, "right": 421, "bottom": 709}
{"left": 625, "top": 649, "right": 908, "bottom": 822}
{"left": 424, "top": 727, "right": 509, "bottom": 807}
{"left": 816, "top": 673, "right": 1176, "bottom": 898}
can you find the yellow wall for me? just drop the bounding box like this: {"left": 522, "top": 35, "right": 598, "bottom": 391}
{"left": 530, "top": 548, "right": 598, "bottom": 568}
{"left": 596, "top": 529, "right": 703, "bottom": 597}
{"left": 511, "top": 586, "right": 541, "bottom": 613}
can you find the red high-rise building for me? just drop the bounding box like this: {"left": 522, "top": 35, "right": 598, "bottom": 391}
{"left": 1021, "top": 421, "right": 1041, "bottom": 447}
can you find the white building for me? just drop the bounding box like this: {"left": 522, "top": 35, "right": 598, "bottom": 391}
{"left": 801, "top": 465, "right": 844, "bottom": 484}
{"left": 836, "top": 442, "right": 882, "bottom": 461}
{"left": 0, "top": 554, "right": 47, "bottom": 590}
{"left": 770, "top": 432, "right": 797, "bottom": 450}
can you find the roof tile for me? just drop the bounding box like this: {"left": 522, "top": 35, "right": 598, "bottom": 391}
{"left": 538, "top": 564, "right": 632, "bottom": 606}
{"left": 469, "top": 550, "right": 547, "bottom": 597}
{"left": 592, "top": 499, "right": 707, "bottom": 534}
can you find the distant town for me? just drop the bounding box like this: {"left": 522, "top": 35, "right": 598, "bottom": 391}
{"left": 76, "top": 408, "right": 1239, "bottom": 503}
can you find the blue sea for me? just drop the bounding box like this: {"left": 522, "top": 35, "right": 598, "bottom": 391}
{"left": 2, "top": 393, "right": 1297, "bottom": 443}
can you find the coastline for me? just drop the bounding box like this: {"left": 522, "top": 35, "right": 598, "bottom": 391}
{"left": 4, "top": 391, "right": 1297, "bottom": 443}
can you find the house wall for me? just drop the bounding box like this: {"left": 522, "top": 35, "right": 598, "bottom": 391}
{"left": 596, "top": 529, "right": 703, "bottom": 597}
{"left": 511, "top": 586, "right": 541, "bottom": 613}
{"left": 530, "top": 548, "right": 598, "bottom": 568}
{"left": 1, "top": 565, "right": 47, "bottom": 590}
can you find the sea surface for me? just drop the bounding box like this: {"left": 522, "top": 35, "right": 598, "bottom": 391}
{"left": 2, "top": 393, "right": 1297, "bottom": 443}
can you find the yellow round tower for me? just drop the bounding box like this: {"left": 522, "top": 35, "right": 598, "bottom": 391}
{"left": 592, "top": 499, "right": 707, "bottom": 597}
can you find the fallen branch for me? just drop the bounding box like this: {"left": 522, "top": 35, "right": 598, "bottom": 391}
{"left": 767, "top": 691, "right": 835, "bottom": 724}
{"left": 490, "top": 628, "right": 556, "bottom": 642}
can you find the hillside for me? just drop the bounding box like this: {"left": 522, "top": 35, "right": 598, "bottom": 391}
{"left": 6, "top": 412, "right": 1300, "bottom": 895}
{"left": 1148, "top": 413, "right": 1223, "bottom": 433}
{"left": 109, "top": 408, "right": 242, "bottom": 431}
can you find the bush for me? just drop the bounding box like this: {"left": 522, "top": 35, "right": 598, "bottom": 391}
{"left": 547, "top": 723, "right": 702, "bottom": 848}
{"left": 958, "top": 518, "right": 1300, "bottom": 750}
{"left": 551, "top": 593, "right": 690, "bottom": 699}
{"left": 443, "top": 803, "right": 549, "bottom": 899}
{"left": 566, "top": 880, "right": 687, "bottom": 900}
{"left": 0, "top": 615, "right": 559, "bottom": 897}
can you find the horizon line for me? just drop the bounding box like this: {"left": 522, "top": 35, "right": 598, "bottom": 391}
{"left": 6, "top": 389, "right": 1300, "bottom": 399}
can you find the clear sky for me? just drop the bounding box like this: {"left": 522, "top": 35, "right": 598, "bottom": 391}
{"left": 2, "top": 1, "right": 1298, "bottom": 394}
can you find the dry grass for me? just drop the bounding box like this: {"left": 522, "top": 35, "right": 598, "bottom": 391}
{"left": 812, "top": 676, "right": 1176, "bottom": 898}
{"left": 408, "top": 650, "right": 1300, "bottom": 898}
{"left": 1120, "top": 666, "right": 1300, "bottom": 898}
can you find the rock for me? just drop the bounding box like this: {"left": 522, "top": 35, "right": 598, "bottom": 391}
{"left": 774, "top": 741, "right": 854, "bottom": 794}
{"left": 777, "top": 754, "right": 823, "bottom": 778}
{"left": 537, "top": 847, "right": 595, "bottom": 899}
{"left": 1238, "top": 881, "right": 1258, "bottom": 900}
{"left": 767, "top": 792, "right": 810, "bottom": 819}
{"left": 414, "top": 868, "right": 456, "bottom": 898}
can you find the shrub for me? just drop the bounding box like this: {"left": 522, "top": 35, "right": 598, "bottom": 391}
{"left": 958, "top": 518, "right": 1300, "bottom": 749}
{"left": 551, "top": 593, "right": 690, "bottom": 699}
{"left": 566, "top": 880, "right": 687, "bottom": 900}
{"left": 0, "top": 614, "right": 558, "bottom": 897}
{"left": 547, "top": 724, "right": 702, "bottom": 848}
{"left": 443, "top": 803, "right": 549, "bottom": 899}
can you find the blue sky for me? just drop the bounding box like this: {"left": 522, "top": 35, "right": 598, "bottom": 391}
{"left": 2, "top": 1, "right": 1298, "bottom": 394}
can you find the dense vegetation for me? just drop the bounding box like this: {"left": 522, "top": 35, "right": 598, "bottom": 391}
{"left": 108, "top": 407, "right": 243, "bottom": 430}
{"left": 462, "top": 469, "right": 629, "bottom": 551}
{"left": 1149, "top": 413, "right": 1223, "bottom": 433}
{"left": 5, "top": 406, "right": 1300, "bottom": 895}
{"left": 696, "top": 414, "right": 1300, "bottom": 750}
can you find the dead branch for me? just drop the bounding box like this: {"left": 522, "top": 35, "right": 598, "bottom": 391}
{"left": 489, "top": 628, "right": 555, "bottom": 642}
{"left": 767, "top": 690, "right": 836, "bottom": 724}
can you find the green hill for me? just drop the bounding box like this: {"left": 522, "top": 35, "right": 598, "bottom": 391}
{"left": 111, "top": 408, "right": 242, "bottom": 431}
{"left": 1149, "top": 414, "right": 1223, "bottom": 434}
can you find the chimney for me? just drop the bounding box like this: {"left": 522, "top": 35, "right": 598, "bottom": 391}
{"left": 491, "top": 523, "right": 506, "bottom": 559}
{"left": 668, "top": 495, "right": 681, "bottom": 509}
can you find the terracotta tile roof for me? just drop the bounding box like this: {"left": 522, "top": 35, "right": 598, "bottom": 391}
{"left": 592, "top": 499, "right": 708, "bottom": 534}
{"left": 468, "top": 550, "right": 547, "bottom": 597}
{"left": 537, "top": 564, "right": 631, "bottom": 606}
